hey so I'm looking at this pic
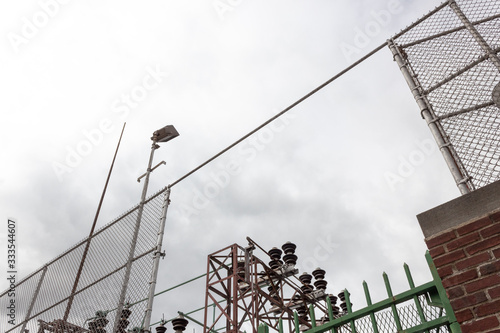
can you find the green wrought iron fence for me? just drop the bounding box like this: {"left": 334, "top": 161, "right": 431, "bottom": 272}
{"left": 256, "top": 252, "right": 460, "bottom": 333}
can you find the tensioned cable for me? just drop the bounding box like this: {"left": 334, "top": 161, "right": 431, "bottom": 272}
{"left": 170, "top": 42, "right": 387, "bottom": 188}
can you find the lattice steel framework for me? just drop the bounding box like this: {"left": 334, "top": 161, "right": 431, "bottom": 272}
{"left": 389, "top": 0, "right": 500, "bottom": 194}
{"left": 202, "top": 241, "right": 458, "bottom": 333}
{"left": 0, "top": 187, "right": 170, "bottom": 333}
{"left": 203, "top": 239, "right": 347, "bottom": 333}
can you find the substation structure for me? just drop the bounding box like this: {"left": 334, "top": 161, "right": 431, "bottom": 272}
{"left": 203, "top": 239, "right": 347, "bottom": 333}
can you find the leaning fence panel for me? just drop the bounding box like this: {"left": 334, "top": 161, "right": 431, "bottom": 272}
{"left": 391, "top": 0, "right": 500, "bottom": 192}
{"left": 0, "top": 187, "right": 168, "bottom": 333}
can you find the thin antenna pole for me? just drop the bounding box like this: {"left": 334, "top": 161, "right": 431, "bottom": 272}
{"left": 63, "top": 122, "right": 127, "bottom": 322}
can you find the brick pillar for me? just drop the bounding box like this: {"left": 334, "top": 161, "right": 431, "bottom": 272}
{"left": 417, "top": 180, "right": 500, "bottom": 333}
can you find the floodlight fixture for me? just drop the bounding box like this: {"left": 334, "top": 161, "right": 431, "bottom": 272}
{"left": 152, "top": 125, "right": 179, "bottom": 143}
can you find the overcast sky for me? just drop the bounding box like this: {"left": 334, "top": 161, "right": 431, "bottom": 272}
{"left": 0, "top": 0, "right": 463, "bottom": 331}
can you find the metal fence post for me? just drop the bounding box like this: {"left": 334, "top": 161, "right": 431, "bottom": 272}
{"left": 114, "top": 142, "right": 159, "bottom": 332}
{"left": 448, "top": 0, "right": 500, "bottom": 72}
{"left": 142, "top": 187, "right": 171, "bottom": 332}
{"left": 425, "top": 252, "right": 462, "bottom": 333}
{"left": 388, "top": 39, "right": 472, "bottom": 195}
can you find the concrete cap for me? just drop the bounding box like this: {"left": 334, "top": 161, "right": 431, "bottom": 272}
{"left": 417, "top": 180, "right": 500, "bottom": 238}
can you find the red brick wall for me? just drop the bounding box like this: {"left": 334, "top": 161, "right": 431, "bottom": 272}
{"left": 425, "top": 211, "right": 500, "bottom": 333}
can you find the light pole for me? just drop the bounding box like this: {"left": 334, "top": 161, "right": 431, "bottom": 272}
{"left": 113, "top": 125, "right": 179, "bottom": 333}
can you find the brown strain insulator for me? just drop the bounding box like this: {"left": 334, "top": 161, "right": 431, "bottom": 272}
{"left": 281, "top": 241, "right": 297, "bottom": 255}
{"left": 268, "top": 247, "right": 283, "bottom": 260}
{"left": 172, "top": 315, "right": 189, "bottom": 333}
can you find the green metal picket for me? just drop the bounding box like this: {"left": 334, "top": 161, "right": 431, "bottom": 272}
{"left": 268, "top": 252, "right": 461, "bottom": 333}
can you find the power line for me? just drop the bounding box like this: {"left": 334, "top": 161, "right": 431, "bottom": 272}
{"left": 170, "top": 42, "right": 387, "bottom": 188}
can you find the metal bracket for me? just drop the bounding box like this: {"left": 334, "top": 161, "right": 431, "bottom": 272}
{"left": 155, "top": 250, "right": 166, "bottom": 259}
{"left": 457, "top": 176, "right": 472, "bottom": 185}
{"left": 428, "top": 117, "right": 440, "bottom": 124}
{"left": 137, "top": 161, "right": 166, "bottom": 182}
{"left": 493, "top": 82, "right": 500, "bottom": 108}
{"left": 439, "top": 142, "right": 452, "bottom": 149}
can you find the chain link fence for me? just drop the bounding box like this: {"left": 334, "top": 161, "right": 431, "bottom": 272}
{"left": 390, "top": 0, "right": 500, "bottom": 192}
{"left": 342, "top": 296, "right": 450, "bottom": 333}
{"left": 0, "top": 187, "right": 168, "bottom": 333}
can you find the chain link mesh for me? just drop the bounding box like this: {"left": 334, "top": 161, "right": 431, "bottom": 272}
{"left": 0, "top": 187, "right": 168, "bottom": 333}
{"left": 392, "top": 0, "right": 500, "bottom": 190}
{"left": 331, "top": 295, "right": 450, "bottom": 333}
